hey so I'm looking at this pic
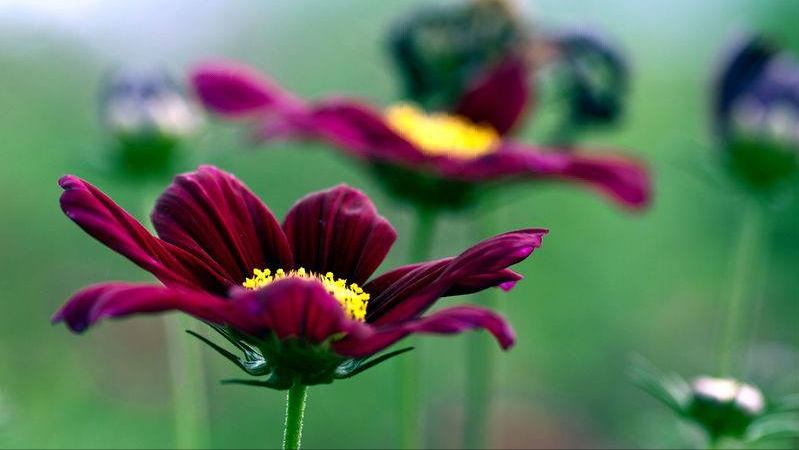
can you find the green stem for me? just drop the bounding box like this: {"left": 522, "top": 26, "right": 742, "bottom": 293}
{"left": 463, "top": 200, "right": 497, "bottom": 449}
{"left": 397, "top": 207, "right": 437, "bottom": 449}
{"left": 165, "top": 316, "right": 211, "bottom": 449}
{"left": 283, "top": 381, "right": 308, "bottom": 450}
{"left": 141, "top": 186, "right": 210, "bottom": 449}
{"left": 717, "top": 201, "right": 764, "bottom": 378}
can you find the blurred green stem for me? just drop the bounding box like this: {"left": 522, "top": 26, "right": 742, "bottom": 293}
{"left": 165, "top": 316, "right": 211, "bottom": 449}
{"left": 283, "top": 381, "right": 308, "bottom": 450}
{"left": 141, "top": 186, "right": 210, "bottom": 449}
{"left": 717, "top": 201, "right": 764, "bottom": 378}
{"left": 463, "top": 199, "right": 497, "bottom": 449}
{"left": 397, "top": 207, "right": 437, "bottom": 449}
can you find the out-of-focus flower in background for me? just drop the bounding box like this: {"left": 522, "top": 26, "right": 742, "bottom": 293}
{"left": 387, "top": 0, "right": 530, "bottom": 112}
{"left": 713, "top": 34, "right": 799, "bottom": 194}
{"left": 631, "top": 361, "right": 799, "bottom": 447}
{"left": 99, "top": 68, "right": 202, "bottom": 177}
{"left": 190, "top": 59, "right": 650, "bottom": 211}
{"left": 547, "top": 28, "right": 629, "bottom": 134}
{"left": 53, "top": 166, "right": 545, "bottom": 388}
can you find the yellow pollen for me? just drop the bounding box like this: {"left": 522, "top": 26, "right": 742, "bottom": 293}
{"left": 243, "top": 267, "right": 370, "bottom": 321}
{"left": 384, "top": 103, "right": 500, "bottom": 159}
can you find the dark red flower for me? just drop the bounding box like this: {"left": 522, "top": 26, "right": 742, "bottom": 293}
{"left": 54, "top": 166, "right": 546, "bottom": 386}
{"left": 190, "top": 59, "right": 651, "bottom": 210}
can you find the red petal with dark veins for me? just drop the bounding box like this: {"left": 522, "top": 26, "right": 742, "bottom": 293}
{"left": 282, "top": 185, "right": 397, "bottom": 285}
{"left": 59, "top": 175, "right": 231, "bottom": 293}
{"left": 52, "top": 282, "right": 243, "bottom": 334}
{"left": 190, "top": 61, "right": 305, "bottom": 117}
{"left": 438, "top": 143, "right": 652, "bottom": 209}
{"left": 333, "top": 306, "right": 515, "bottom": 358}
{"left": 453, "top": 56, "right": 531, "bottom": 135}
{"left": 367, "top": 229, "right": 547, "bottom": 325}
{"left": 364, "top": 258, "right": 522, "bottom": 302}
{"left": 152, "top": 166, "right": 294, "bottom": 284}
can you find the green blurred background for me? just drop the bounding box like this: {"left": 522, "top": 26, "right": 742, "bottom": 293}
{"left": 1, "top": 0, "right": 797, "bottom": 448}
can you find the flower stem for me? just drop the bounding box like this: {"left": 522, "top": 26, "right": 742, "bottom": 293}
{"left": 397, "top": 207, "right": 437, "bottom": 449}
{"left": 165, "top": 316, "right": 211, "bottom": 449}
{"left": 283, "top": 381, "right": 308, "bottom": 450}
{"left": 141, "top": 185, "right": 210, "bottom": 449}
{"left": 463, "top": 199, "right": 497, "bottom": 449}
{"left": 717, "top": 200, "right": 764, "bottom": 377}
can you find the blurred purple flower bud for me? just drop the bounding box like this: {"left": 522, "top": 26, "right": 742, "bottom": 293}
{"left": 99, "top": 68, "right": 201, "bottom": 175}
{"left": 713, "top": 34, "right": 799, "bottom": 192}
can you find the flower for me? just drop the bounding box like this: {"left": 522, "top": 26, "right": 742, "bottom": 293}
{"left": 631, "top": 362, "right": 799, "bottom": 445}
{"left": 53, "top": 165, "right": 546, "bottom": 388}
{"left": 387, "top": 0, "right": 530, "bottom": 111}
{"left": 713, "top": 34, "right": 799, "bottom": 192}
{"left": 99, "top": 67, "right": 202, "bottom": 176}
{"left": 551, "top": 28, "right": 629, "bottom": 128}
{"left": 189, "top": 57, "right": 651, "bottom": 211}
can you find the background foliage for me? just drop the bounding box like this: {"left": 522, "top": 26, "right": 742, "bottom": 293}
{"left": 0, "top": 0, "right": 797, "bottom": 448}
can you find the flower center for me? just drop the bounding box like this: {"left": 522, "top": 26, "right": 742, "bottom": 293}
{"left": 243, "top": 267, "right": 369, "bottom": 321}
{"left": 385, "top": 103, "right": 500, "bottom": 159}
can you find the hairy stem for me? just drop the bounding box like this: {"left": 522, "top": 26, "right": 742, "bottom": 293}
{"left": 283, "top": 381, "right": 308, "bottom": 450}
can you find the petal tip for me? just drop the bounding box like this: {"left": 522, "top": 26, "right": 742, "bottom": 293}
{"left": 498, "top": 280, "right": 518, "bottom": 292}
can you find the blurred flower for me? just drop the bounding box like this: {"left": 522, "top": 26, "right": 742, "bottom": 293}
{"left": 190, "top": 61, "right": 651, "bottom": 211}
{"left": 99, "top": 68, "right": 201, "bottom": 176}
{"left": 387, "top": 0, "right": 530, "bottom": 111}
{"left": 53, "top": 166, "right": 546, "bottom": 388}
{"left": 631, "top": 362, "right": 799, "bottom": 446}
{"left": 713, "top": 34, "right": 799, "bottom": 192}
{"left": 551, "top": 29, "right": 629, "bottom": 128}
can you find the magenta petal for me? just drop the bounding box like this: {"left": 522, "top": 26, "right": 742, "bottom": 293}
{"left": 230, "top": 278, "right": 357, "bottom": 344}
{"left": 453, "top": 56, "right": 531, "bottom": 135}
{"left": 259, "top": 99, "right": 425, "bottom": 165}
{"left": 282, "top": 184, "right": 397, "bottom": 285}
{"left": 59, "top": 175, "right": 231, "bottom": 293}
{"left": 442, "top": 143, "right": 652, "bottom": 209}
{"left": 364, "top": 259, "right": 522, "bottom": 308}
{"left": 333, "top": 306, "right": 515, "bottom": 358}
{"left": 52, "top": 282, "right": 238, "bottom": 334}
{"left": 152, "top": 166, "right": 294, "bottom": 283}
{"left": 190, "top": 61, "right": 304, "bottom": 117}
{"left": 368, "top": 229, "right": 547, "bottom": 325}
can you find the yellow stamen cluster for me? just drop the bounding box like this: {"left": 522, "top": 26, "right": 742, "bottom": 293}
{"left": 243, "top": 267, "right": 370, "bottom": 321}
{"left": 385, "top": 103, "right": 500, "bottom": 160}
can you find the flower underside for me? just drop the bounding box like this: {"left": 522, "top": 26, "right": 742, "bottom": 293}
{"left": 243, "top": 267, "right": 370, "bottom": 321}
{"left": 385, "top": 103, "right": 500, "bottom": 159}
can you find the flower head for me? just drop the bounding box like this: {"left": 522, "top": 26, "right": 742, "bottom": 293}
{"left": 632, "top": 362, "right": 799, "bottom": 445}
{"left": 190, "top": 59, "right": 651, "bottom": 211}
{"left": 99, "top": 68, "right": 201, "bottom": 176}
{"left": 387, "top": 0, "right": 529, "bottom": 111}
{"left": 713, "top": 34, "right": 799, "bottom": 192}
{"left": 54, "top": 166, "right": 546, "bottom": 388}
{"left": 552, "top": 29, "right": 629, "bottom": 128}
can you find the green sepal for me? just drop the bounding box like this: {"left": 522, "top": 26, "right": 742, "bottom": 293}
{"left": 334, "top": 347, "right": 414, "bottom": 379}
{"left": 205, "top": 323, "right": 264, "bottom": 364}
{"left": 186, "top": 330, "right": 270, "bottom": 376}
{"left": 746, "top": 412, "right": 799, "bottom": 442}
{"left": 221, "top": 373, "right": 294, "bottom": 391}
{"left": 628, "top": 357, "right": 690, "bottom": 416}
